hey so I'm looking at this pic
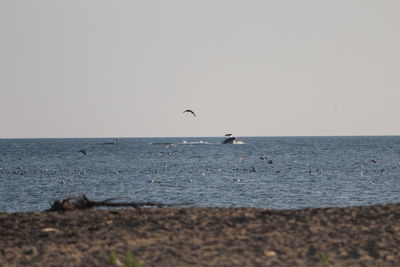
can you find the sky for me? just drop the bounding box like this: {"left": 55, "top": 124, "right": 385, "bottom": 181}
{"left": 1, "top": 0, "right": 400, "bottom": 138}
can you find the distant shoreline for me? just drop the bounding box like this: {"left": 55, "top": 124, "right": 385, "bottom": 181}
{"left": 1, "top": 203, "right": 399, "bottom": 266}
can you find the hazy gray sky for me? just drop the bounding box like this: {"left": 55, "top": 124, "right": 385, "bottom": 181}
{"left": 1, "top": 1, "right": 399, "bottom": 138}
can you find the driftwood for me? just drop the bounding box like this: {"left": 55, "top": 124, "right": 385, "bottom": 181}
{"left": 47, "top": 195, "right": 165, "bottom": 212}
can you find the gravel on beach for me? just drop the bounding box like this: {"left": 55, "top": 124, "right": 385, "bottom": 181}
{"left": 1, "top": 204, "right": 400, "bottom": 266}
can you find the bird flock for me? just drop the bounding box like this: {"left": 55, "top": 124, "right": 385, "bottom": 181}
{"left": 0, "top": 110, "right": 398, "bottom": 211}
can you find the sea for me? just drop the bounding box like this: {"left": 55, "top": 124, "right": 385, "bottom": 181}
{"left": 1, "top": 136, "right": 400, "bottom": 212}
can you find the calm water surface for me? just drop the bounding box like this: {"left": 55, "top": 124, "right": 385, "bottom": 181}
{"left": 1, "top": 136, "right": 400, "bottom": 212}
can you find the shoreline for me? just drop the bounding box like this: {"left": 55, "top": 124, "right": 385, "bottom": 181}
{"left": 1, "top": 204, "right": 400, "bottom": 266}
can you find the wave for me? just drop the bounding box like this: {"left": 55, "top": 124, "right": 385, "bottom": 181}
{"left": 149, "top": 142, "right": 175, "bottom": 146}
{"left": 180, "top": 140, "right": 213, "bottom": 145}
{"left": 234, "top": 141, "right": 246, "bottom": 145}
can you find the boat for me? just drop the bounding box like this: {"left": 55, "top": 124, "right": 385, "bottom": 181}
{"left": 222, "top": 137, "right": 236, "bottom": 144}
{"left": 103, "top": 139, "right": 123, "bottom": 145}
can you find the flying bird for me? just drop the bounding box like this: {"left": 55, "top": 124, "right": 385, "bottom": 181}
{"left": 183, "top": 109, "right": 197, "bottom": 117}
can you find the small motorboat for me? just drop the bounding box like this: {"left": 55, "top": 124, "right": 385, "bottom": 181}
{"left": 222, "top": 137, "right": 236, "bottom": 144}
{"left": 103, "top": 139, "right": 123, "bottom": 145}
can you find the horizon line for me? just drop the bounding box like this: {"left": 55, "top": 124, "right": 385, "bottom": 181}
{"left": 0, "top": 134, "right": 400, "bottom": 140}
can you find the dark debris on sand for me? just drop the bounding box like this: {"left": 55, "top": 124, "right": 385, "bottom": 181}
{"left": 1, "top": 204, "right": 400, "bottom": 266}
{"left": 47, "top": 195, "right": 164, "bottom": 212}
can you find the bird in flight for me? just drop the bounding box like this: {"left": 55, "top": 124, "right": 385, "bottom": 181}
{"left": 183, "top": 109, "right": 197, "bottom": 117}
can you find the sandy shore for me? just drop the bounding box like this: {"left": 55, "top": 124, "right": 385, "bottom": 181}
{"left": 1, "top": 204, "right": 400, "bottom": 266}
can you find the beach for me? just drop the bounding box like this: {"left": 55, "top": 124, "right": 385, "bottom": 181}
{"left": 1, "top": 204, "right": 399, "bottom": 266}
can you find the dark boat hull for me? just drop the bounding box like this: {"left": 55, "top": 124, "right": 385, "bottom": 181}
{"left": 222, "top": 137, "right": 236, "bottom": 144}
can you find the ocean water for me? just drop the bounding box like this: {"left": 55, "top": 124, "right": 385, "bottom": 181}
{"left": 1, "top": 136, "right": 400, "bottom": 212}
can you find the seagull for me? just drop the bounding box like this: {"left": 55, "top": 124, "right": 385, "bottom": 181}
{"left": 79, "top": 149, "right": 87, "bottom": 156}
{"left": 165, "top": 144, "right": 176, "bottom": 149}
{"left": 183, "top": 109, "right": 197, "bottom": 117}
{"left": 149, "top": 176, "right": 155, "bottom": 183}
{"left": 225, "top": 133, "right": 232, "bottom": 137}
